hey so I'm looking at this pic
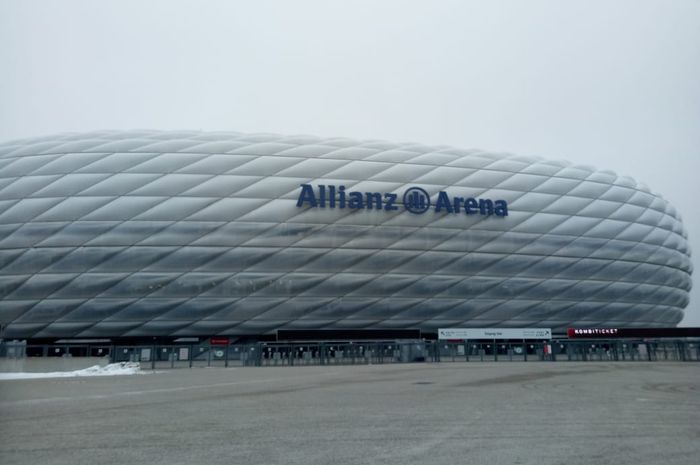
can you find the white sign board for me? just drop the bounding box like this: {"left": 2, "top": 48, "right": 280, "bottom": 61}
{"left": 438, "top": 328, "right": 552, "bottom": 340}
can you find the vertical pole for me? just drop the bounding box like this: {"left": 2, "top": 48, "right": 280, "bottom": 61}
{"left": 523, "top": 339, "right": 527, "bottom": 362}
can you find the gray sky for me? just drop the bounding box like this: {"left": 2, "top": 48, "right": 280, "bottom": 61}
{"left": 1, "top": 0, "right": 699, "bottom": 325}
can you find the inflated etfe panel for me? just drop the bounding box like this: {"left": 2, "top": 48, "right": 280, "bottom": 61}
{"left": 0, "top": 131, "right": 692, "bottom": 338}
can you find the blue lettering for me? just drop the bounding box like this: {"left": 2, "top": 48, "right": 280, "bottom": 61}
{"left": 464, "top": 198, "right": 478, "bottom": 214}
{"left": 296, "top": 184, "right": 508, "bottom": 218}
{"left": 348, "top": 191, "right": 364, "bottom": 209}
{"left": 478, "top": 199, "right": 493, "bottom": 215}
{"left": 296, "top": 184, "right": 317, "bottom": 207}
{"left": 494, "top": 200, "right": 508, "bottom": 217}
{"left": 328, "top": 185, "right": 336, "bottom": 208}
{"left": 384, "top": 193, "right": 398, "bottom": 211}
{"left": 338, "top": 185, "right": 346, "bottom": 208}
{"left": 434, "top": 191, "right": 454, "bottom": 213}
{"left": 318, "top": 184, "right": 326, "bottom": 207}
{"left": 365, "top": 192, "right": 383, "bottom": 209}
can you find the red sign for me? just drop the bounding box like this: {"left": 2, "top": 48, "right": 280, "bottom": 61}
{"left": 210, "top": 337, "right": 230, "bottom": 345}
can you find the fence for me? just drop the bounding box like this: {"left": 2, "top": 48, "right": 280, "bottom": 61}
{"left": 2, "top": 339, "right": 699, "bottom": 369}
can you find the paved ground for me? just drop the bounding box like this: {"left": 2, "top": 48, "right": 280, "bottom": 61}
{"left": 1, "top": 362, "right": 698, "bottom": 465}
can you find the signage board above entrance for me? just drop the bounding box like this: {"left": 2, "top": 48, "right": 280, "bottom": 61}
{"left": 567, "top": 327, "right": 700, "bottom": 339}
{"left": 438, "top": 328, "right": 552, "bottom": 340}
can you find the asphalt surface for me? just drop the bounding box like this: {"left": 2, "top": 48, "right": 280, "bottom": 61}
{"left": 1, "top": 362, "right": 698, "bottom": 465}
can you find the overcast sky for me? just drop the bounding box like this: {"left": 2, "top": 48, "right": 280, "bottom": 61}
{"left": 1, "top": 0, "right": 699, "bottom": 325}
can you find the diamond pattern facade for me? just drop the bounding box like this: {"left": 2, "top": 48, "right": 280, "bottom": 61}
{"left": 0, "top": 130, "right": 692, "bottom": 339}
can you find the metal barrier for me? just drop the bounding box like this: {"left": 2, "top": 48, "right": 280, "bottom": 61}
{"left": 109, "top": 344, "right": 263, "bottom": 369}
{"left": 2, "top": 339, "right": 699, "bottom": 368}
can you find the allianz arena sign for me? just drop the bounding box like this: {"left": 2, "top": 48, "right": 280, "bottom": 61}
{"left": 297, "top": 183, "right": 509, "bottom": 217}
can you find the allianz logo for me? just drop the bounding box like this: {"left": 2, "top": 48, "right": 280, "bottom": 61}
{"left": 296, "top": 184, "right": 508, "bottom": 217}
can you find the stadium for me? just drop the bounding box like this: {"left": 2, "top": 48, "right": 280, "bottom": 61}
{"left": 0, "top": 130, "right": 692, "bottom": 341}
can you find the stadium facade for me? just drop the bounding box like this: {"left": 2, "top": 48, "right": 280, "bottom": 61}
{"left": 0, "top": 131, "right": 692, "bottom": 340}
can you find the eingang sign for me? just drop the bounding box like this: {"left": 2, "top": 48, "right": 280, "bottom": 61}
{"left": 438, "top": 328, "right": 552, "bottom": 340}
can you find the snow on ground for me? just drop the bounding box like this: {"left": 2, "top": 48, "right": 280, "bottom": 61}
{"left": 0, "top": 362, "right": 146, "bottom": 380}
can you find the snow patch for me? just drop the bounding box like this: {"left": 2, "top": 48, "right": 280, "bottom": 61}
{"left": 0, "top": 362, "right": 146, "bottom": 380}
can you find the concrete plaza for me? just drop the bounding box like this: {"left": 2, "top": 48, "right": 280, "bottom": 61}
{"left": 1, "top": 362, "right": 698, "bottom": 465}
